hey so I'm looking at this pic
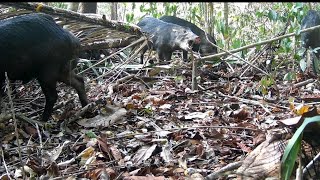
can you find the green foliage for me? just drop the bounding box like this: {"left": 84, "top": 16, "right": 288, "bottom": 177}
{"left": 189, "top": 6, "right": 200, "bottom": 24}
{"left": 139, "top": 3, "right": 163, "bottom": 18}
{"left": 259, "top": 76, "right": 275, "bottom": 95}
{"left": 48, "top": 2, "right": 67, "bottom": 9}
{"left": 140, "top": 106, "right": 153, "bottom": 116}
{"left": 126, "top": 13, "right": 134, "bottom": 23}
{"left": 163, "top": 3, "right": 178, "bottom": 16}
{"left": 279, "top": 38, "right": 293, "bottom": 54}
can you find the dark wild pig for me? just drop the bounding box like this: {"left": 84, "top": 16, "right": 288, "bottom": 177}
{"left": 160, "top": 15, "right": 218, "bottom": 61}
{"left": 0, "top": 13, "right": 89, "bottom": 121}
{"left": 137, "top": 16, "right": 201, "bottom": 64}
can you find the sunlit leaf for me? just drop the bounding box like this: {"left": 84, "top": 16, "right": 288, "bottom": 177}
{"left": 294, "top": 104, "right": 310, "bottom": 115}
{"left": 299, "top": 58, "right": 307, "bottom": 72}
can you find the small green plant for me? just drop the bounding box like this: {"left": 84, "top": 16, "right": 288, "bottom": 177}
{"left": 85, "top": 131, "right": 97, "bottom": 138}
{"left": 139, "top": 106, "right": 153, "bottom": 116}
{"left": 259, "top": 76, "right": 275, "bottom": 95}
{"left": 126, "top": 13, "right": 134, "bottom": 23}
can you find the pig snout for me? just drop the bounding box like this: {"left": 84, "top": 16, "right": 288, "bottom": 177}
{"left": 194, "top": 36, "right": 201, "bottom": 44}
{"left": 188, "top": 36, "right": 201, "bottom": 47}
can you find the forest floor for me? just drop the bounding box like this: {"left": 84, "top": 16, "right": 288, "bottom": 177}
{"left": 0, "top": 51, "right": 319, "bottom": 179}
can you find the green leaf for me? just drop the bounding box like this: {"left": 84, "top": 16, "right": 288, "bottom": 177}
{"left": 294, "top": 2, "right": 303, "bottom": 10}
{"left": 283, "top": 72, "right": 296, "bottom": 81}
{"left": 268, "top": 10, "right": 278, "bottom": 21}
{"left": 139, "top": 4, "right": 145, "bottom": 12}
{"left": 256, "top": 11, "right": 263, "bottom": 18}
{"left": 281, "top": 116, "right": 320, "bottom": 179}
{"left": 299, "top": 58, "right": 307, "bottom": 72}
{"left": 85, "top": 131, "right": 97, "bottom": 138}
{"left": 312, "top": 54, "right": 320, "bottom": 75}
{"left": 232, "top": 39, "right": 241, "bottom": 49}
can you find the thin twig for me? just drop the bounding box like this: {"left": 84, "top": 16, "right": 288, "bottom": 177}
{"left": 91, "top": 38, "right": 148, "bottom": 83}
{"left": 110, "top": 125, "right": 258, "bottom": 140}
{"left": 190, "top": 48, "right": 197, "bottom": 91}
{"left": 218, "top": 91, "right": 290, "bottom": 112}
{"left": 67, "top": 102, "right": 95, "bottom": 124}
{"left": 80, "top": 36, "right": 146, "bottom": 75}
{"left": 1, "top": 147, "right": 12, "bottom": 180}
{"left": 5, "top": 72, "right": 24, "bottom": 179}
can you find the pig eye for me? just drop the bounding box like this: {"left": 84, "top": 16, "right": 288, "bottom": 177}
{"left": 183, "top": 30, "right": 187, "bottom": 33}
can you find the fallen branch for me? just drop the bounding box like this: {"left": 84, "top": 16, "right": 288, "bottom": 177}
{"left": 67, "top": 102, "right": 96, "bottom": 124}
{"left": 0, "top": 112, "right": 43, "bottom": 127}
{"left": 293, "top": 79, "right": 315, "bottom": 89}
{"left": 0, "top": 2, "right": 142, "bottom": 36}
{"left": 199, "top": 23, "right": 320, "bottom": 61}
{"left": 218, "top": 91, "right": 290, "bottom": 114}
{"left": 205, "top": 161, "right": 243, "bottom": 180}
{"left": 107, "top": 75, "right": 135, "bottom": 96}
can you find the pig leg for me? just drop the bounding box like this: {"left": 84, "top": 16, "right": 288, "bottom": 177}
{"left": 158, "top": 50, "right": 172, "bottom": 61}
{"left": 38, "top": 79, "right": 58, "bottom": 121}
{"left": 59, "top": 71, "right": 89, "bottom": 107}
{"left": 182, "top": 50, "right": 188, "bottom": 61}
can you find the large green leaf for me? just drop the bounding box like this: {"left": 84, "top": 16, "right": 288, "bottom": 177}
{"left": 281, "top": 115, "right": 320, "bottom": 180}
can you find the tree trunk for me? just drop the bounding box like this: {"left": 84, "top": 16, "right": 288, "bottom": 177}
{"left": 79, "top": 2, "right": 97, "bottom": 14}
{"left": 67, "top": 2, "right": 79, "bottom": 12}
{"left": 224, "top": 2, "right": 229, "bottom": 49}
{"left": 111, "top": 2, "right": 118, "bottom": 20}
{"left": 199, "top": 3, "right": 206, "bottom": 30}
{"left": 208, "top": 3, "right": 214, "bottom": 37}
{"left": 308, "top": 2, "right": 312, "bottom": 10}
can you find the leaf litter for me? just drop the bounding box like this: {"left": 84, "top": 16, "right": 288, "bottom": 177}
{"left": 1, "top": 51, "right": 320, "bottom": 179}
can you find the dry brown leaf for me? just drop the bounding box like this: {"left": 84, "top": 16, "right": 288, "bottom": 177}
{"left": 131, "top": 144, "right": 157, "bottom": 165}
{"left": 195, "top": 143, "right": 204, "bottom": 157}
{"left": 97, "top": 138, "right": 110, "bottom": 155}
{"left": 237, "top": 142, "right": 252, "bottom": 153}
{"left": 253, "top": 132, "right": 266, "bottom": 146}
{"left": 294, "top": 104, "right": 310, "bottom": 115}
{"left": 110, "top": 145, "right": 122, "bottom": 161}
{"left": 160, "top": 144, "right": 173, "bottom": 163}
{"left": 24, "top": 126, "right": 37, "bottom": 137}
{"left": 77, "top": 146, "right": 95, "bottom": 159}
{"left": 83, "top": 168, "right": 108, "bottom": 180}
{"left": 232, "top": 108, "right": 249, "bottom": 120}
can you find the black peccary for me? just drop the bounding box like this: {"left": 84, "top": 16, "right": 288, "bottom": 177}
{"left": 137, "top": 16, "right": 201, "bottom": 64}
{"left": 0, "top": 13, "right": 89, "bottom": 121}
{"left": 160, "top": 15, "right": 218, "bottom": 61}
{"left": 301, "top": 10, "right": 320, "bottom": 56}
